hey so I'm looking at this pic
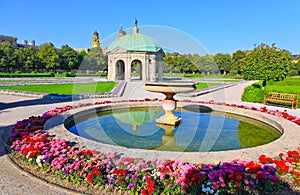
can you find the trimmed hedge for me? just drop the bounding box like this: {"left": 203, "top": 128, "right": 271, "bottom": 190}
{"left": 242, "top": 81, "right": 265, "bottom": 103}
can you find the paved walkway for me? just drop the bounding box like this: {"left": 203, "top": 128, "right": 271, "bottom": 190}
{"left": 0, "top": 80, "right": 299, "bottom": 194}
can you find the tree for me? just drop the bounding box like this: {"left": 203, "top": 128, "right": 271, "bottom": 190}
{"left": 24, "top": 47, "right": 42, "bottom": 72}
{"left": 0, "top": 42, "right": 15, "bottom": 72}
{"left": 37, "top": 43, "right": 59, "bottom": 71}
{"left": 83, "top": 47, "right": 107, "bottom": 72}
{"left": 177, "top": 54, "right": 196, "bottom": 73}
{"left": 13, "top": 48, "right": 27, "bottom": 71}
{"left": 163, "top": 53, "right": 196, "bottom": 73}
{"left": 241, "top": 43, "right": 292, "bottom": 86}
{"left": 231, "top": 50, "right": 248, "bottom": 75}
{"left": 196, "top": 54, "right": 219, "bottom": 74}
{"left": 163, "top": 53, "right": 175, "bottom": 73}
{"left": 294, "top": 54, "right": 300, "bottom": 75}
{"left": 213, "top": 53, "right": 232, "bottom": 75}
{"left": 58, "top": 45, "right": 80, "bottom": 71}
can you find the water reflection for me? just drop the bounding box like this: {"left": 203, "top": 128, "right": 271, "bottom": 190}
{"left": 68, "top": 107, "right": 281, "bottom": 152}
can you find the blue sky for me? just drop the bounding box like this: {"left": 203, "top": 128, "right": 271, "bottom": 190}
{"left": 1, "top": 0, "right": 300, "bottom": 55}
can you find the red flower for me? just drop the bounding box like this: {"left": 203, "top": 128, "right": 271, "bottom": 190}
{"left": 119, "top": 168, "right": 127, "bottom": 175}
{"left": 256, "top": 171, "right": 263, "bottom": 179}
{"left": 246, "top": 161, "right": 261, "bottom": 174}
{"left": 93, "top": 171, "right": 101, "bottom": 176}
{"left": 123, "top": 157, "right": 133, "bottom": 164}
{"left": 145, "top": 176, "right": 152, "bottom": 183}
{"left": 87, "top": 173, "right": 93, "bottom": 183}
{"left": 141, "top": 189, "right": 147, "bottom": 195}
{"left": 287, "top": 150, "right": 300, "bottom": 159}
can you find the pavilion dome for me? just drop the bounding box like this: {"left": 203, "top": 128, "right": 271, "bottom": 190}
{"left": 107, "top": 32, "right": 163, "bottom": 53}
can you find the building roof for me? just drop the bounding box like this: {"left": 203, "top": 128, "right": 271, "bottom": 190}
{"left": 107, "top": 32, "right": 163, "bottom": 53}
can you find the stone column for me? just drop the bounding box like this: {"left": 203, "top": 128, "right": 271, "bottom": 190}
{"left": 108, "top": 56, "right": 115, "bottom": 81}
{"left": 125, "top": 56, "right": 131, "bottom": 81}
{"left": 149, "top": 57, "right": 156, "bottom": 82}
{"left": 158, "top": 59, "right": 163, "bottom": 82}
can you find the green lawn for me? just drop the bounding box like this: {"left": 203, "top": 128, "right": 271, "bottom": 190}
{"left": 0, "top": 80, "right": 24, "bottom": 83}
{"left": 266, "top": 78, "right": 300, "bottom": 94}
{"left": 195, "top": 82, "right": 221, "bottom": 90}
{"left": 0, "top": 82, "right": 117, "bottom": 94}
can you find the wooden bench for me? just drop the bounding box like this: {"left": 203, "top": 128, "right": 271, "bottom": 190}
{"left": 264, "top": 92, "right": 299, "bottom": 109}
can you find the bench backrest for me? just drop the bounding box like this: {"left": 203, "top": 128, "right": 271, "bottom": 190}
{"left": 267, "top": 92, "right": 298, "bottom": 100}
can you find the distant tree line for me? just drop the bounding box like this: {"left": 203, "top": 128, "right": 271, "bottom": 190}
{"left": 0, "top": 42, "right": 107, "bottom": 73}
{"left": 163, "top": 43, "right": 300, "bottom": 81}
{"left": 1, "top": 41, "right": 300, "bottom": 81}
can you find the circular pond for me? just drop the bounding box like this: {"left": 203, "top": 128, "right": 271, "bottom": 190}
{"left": 66, "top": 105, "right": 281, "bottom": 152}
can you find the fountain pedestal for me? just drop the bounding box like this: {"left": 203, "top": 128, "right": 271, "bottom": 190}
{"left": 145, "top": 82, "right": 196, "bottom": 126}
{"left": 156, "top": 96, "right": 181, "bottom": 125}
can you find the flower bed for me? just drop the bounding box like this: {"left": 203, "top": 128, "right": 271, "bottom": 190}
{"left": 8, "top": 99, "right": 300, "bottom": 194}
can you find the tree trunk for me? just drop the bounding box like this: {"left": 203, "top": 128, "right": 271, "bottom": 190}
{"left": 262, "top": 80, "right": 266, "bottom": 90}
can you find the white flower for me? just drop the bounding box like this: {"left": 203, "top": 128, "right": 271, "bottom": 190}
{"left": 36, "top": 155, "right": 44, "bottom": 167}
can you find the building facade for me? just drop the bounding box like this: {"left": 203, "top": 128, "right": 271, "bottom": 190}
{"left": 0, "top": 35, "right": 17, "bottom": 46}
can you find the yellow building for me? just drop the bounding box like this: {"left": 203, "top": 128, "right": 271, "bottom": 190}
{"left": 0, "top": 35, "right": 17, "bottom": 46}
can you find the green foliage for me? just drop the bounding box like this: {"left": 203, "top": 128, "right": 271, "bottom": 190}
{"left": 163, "top": 53, "right": 196, "bottom": 73}
{"left": 230, "top": 50, "right": 248, "bottom": 75}
{"left": 0, "top": 42, "right": 15, "bottom": 72}
{"left": 213, "top": 53, "right": 232, "bottom": 75}
{"left": 242, "top": 82, "right": 265, "bottom": 103}
{"left": 81, "top": 47, "right": 107, "bottom": 71}
{"left": 288, "top": 70, "right": 298, "bottom": 76}
{"left": 37, "top": 43, "right": 60, "bottom": 71}
{"left": 241, "top": 43, "right": 292, "bottom": 81}
{"left": 189, "top": 54, "right": 219, "bottom": 74}
{"left": 58, "top": 45, "right": 81, "bottom": 71}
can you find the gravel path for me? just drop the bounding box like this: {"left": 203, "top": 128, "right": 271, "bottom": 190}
{"left": 0, "top": 80, "right": 299, "bottom": 194}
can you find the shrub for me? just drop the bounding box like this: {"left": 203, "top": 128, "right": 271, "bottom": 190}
{"left": 45, "top": 72, "right": 55, "bottom": 77}
{"left": 15, "top": 70, "right": 22, "bottom": 74}
{"left": 242, "top": 82, "right": 265, "bottom": 103}
{"left": 288, "top": 70, "right": 299, "bottom": 76}
{"left": 64, "top": 72, "right": 76, "bottom": 77}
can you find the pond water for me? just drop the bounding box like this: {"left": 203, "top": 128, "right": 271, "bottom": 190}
{"left": 67, "top": 106, "right": 281, "bottom": 152}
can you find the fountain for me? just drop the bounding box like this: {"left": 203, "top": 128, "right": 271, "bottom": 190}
{"left": 58, "top": 81, "right": 289, "bottom": 163}
{"left": 144, "top": 81, "right": 196, "bottom": 125}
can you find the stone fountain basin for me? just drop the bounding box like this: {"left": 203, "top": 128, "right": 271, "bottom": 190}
{"left": 44, "top": 101, "right": 300, "bottom": 164}
{"left": 145, "top": 82, "right": 196, "bottom": 94}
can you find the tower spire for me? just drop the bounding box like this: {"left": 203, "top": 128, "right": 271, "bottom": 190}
{"left": 92, "top": 30, "right": 100, "bottom": 48}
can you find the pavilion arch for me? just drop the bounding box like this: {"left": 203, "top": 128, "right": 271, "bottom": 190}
{"left": 131, "top": 59, "right": 142, "bottom": 80}
{"left": 115, "top": 60, "right": 125, "bottom": 80}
